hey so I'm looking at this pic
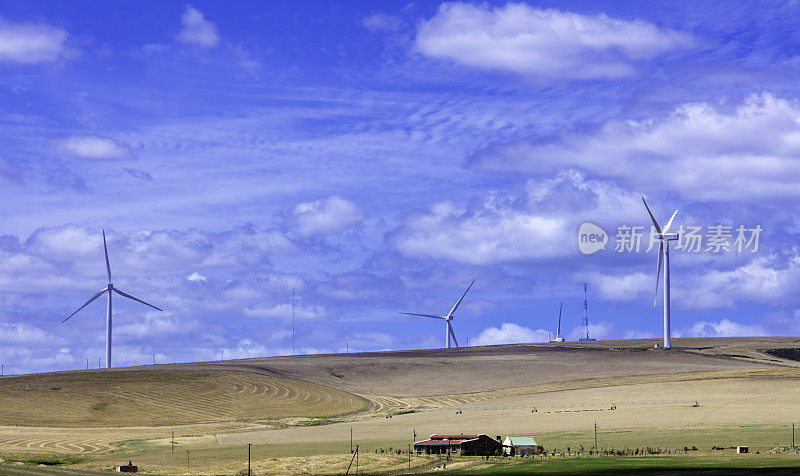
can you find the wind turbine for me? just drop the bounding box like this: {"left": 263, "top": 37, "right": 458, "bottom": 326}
{"left": 551, "top": 302, "right": 564, "bottom": 342}
{"left": 401, "top": 279, "right": 475, "bottom": 349}
{"left": 642, "top": 198, "right": 679, "bottom": 350}
{"left": 62, "top": 230, "right": 163, "bottom": 368}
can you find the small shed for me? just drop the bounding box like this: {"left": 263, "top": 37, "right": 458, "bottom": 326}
{"left": 737, "top": 446, "right": 749, "bottom": 454}
{"left": 503, "top": 436, "right": 544, "bottom": 456}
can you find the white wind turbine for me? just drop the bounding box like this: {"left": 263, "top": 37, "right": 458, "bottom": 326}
{"left": 401, "top": 279, "right": 475, "bottom": 349}
{"left": 642, "top": 198, "right": 679, "bottom": 350}
{"left": 551, "top": 302, "right": 565, "bottom": 342}
{"left": 62, "top": 230, "right": 163, "bottom": 368}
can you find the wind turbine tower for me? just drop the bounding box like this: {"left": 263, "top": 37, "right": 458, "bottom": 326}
{"left": 550, "top": 302, "right": 565, "bottom": 342}
{"left": 642, "top": 197, "right": 679, "bottom": 349}
{"left": 62, "top": 230, "right": 163, "bottom": 368}
{"left": 401, "top": 279, "right": 475, "bottom": 349}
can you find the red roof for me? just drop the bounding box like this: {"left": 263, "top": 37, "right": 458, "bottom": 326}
{"left": 415, "top": 439, "right": 472, "bottom": 446}
{"left": 414, "top": 434, "right": 481, "bottom": 446}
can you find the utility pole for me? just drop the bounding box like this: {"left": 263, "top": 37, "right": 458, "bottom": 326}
{"left": 86, "top": 358, "right": 88, "bottom": 370}
{"left": 408, "top": 444, "right": 411, "bottom": 469}
{"left": 292, "top": 289, "right": 296, "bottom": 355}
{"left": 248, "top": 443, "right": 251, "bottom": 476}
{"left": 153, "top": 354, "right": 155, "bottom": 365}
{"left": 171, "top": 430, "right": 175, "bottom": 455}
{"left": 98, "top": 357, "right": 101, "bottom": 369}
{"left": 594, "top": 421, "right": 598, "bottom": 450}
{"left": 186, "top": 449, "right": 189, "bottom": 470}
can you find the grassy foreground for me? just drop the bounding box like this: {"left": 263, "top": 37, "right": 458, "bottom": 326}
{"left": 450, "top": 454, "right": 800, "bottom": 474}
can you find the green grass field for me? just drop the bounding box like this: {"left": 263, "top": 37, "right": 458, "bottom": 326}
{"left": 450, "top": 454, "right": 800, "bottom": 474}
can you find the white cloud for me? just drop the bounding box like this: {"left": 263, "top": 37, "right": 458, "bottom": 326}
{"left": 390, "top": 171, "right": 642, "bottom": 265}
{"left": 243, "top": 302, "right": 325, "bottom": 320}
{"left": 623, "top": 329, "right": 658, "bottom": 339}
{"left": 0, "top": 322, "right": 54, "bottom": 345}
{"left": 177, "top": 6, "right": 219, "bottom": 47}
{"left": 0, "top": 18, "right": 69, "bottom": 63}
{"left": 55, "top": 135, "right": 129, "bottom": 159}
{"left": 471, "top": 323, "right": 550, "bottom": 346}
{"left": 470, "top": 93, "right": 800, "bottom": 201}
{"left": 187, "top": 272, "right": 207, "bottom": 283}
{"left": 363, "top": 13, "right": 402, "bottom": 32}
{"left": 593, "top": 272, "right": 650, "bottom": 301}
{"left": 568, "top": 321, "right": 613, "bottom": 341}
{"left": 684, "top": 319, "right": 767, "bottom": 337}
{"left": 116, "top": 313, "right": 198, "bottom": 339}
{"left": 415, "top": 2, "right": 694, "bottom": 79}
{"left": 290, "top": 195, "right": 364, "bottom": 237}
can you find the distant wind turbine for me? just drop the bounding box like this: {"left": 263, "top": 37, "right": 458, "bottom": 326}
{"left": 551, "top": 302, "right": 565, "bottom": 342}
{"left": 642, "top": 198, "right": 679, "bottom": 350}
{"left": 62, "top": 230, "right": 163, "bottom": 368}
{"left": 401, "top": 279, "right": 474, "bottom": 349}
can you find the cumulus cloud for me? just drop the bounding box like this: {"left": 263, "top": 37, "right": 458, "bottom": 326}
{"left": 471, "top": 322, "right": 550, "bottom": 346}
{"left": 415, "top": 2, "right": 694, "bottom": 79}
{"left": 0, "top": 17, "right": 69, "bottom": 63}
{"left": 469, "top": 93, "right": 800, "bottom": 201}
{"left": 177, "top": 6, "right": 219, "bottom": 47}
{"left": 243, "top": 302, "right": 325, "bottom": 320}
{"left": 55, "top": 135, "right": 129, "bottom": 159}
{"left": 187, "top": 272, "right": 207, "bottom": 283}
{"left": 568, "top": 321, "right": 613, "bottom": 341}
{"left": 290, "top": 195, "right": 364, "bottom": 237}
{"left": 363, "top": 13, "right": 402, "bottom": 32}
{"left": 389, "top": 171, "right": 642, "bottom": 265}
{"left": 592, "top": 250, "right": 800, "bottom": 310}
{"left": 684, "top": 319, "right": 767, "bottom": 337}
{"left": 116, "top": 313, "right": 198, "bottom": 339}
{"left": 0, "top": 322, "right": 53, "bottom": 345}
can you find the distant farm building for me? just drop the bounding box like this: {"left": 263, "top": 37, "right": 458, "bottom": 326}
{"left": 503, "top": 436, "right": 544, "bottom": 456}
{"left": 413, "top": 434, "right": 503, "bottom": 456}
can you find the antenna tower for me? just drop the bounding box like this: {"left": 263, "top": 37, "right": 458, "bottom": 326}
{"left": 292, "top": 289, "right": 296, "bottom": 355}
{"left": 579, "top": 283, "right": 595, "bottom": 341}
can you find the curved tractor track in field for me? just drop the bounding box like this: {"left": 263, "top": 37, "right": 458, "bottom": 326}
{"left": 0, "top": 369, "right": 367, "bottom": 428}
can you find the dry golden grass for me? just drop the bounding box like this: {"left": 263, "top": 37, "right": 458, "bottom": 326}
{"left": 4, "top": 337, "right": 800, "bottom": 475}
{"left": 0, "top": 369, "right": 367, "bottom": 427}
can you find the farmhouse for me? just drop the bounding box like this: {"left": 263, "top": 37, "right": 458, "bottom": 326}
{"left": 503, "top": 436, "right": 544, "bottom": 456}
{"left": 413, "top": 434, "right": 503, "bottom": 456}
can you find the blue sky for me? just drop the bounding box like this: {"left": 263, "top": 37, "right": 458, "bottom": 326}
{"left": 2, "top": 1, "right": 800, "bottom": 374}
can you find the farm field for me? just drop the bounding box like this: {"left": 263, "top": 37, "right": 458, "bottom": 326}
{"left": 1, "top": 338, "right": 800, "bottom": 474}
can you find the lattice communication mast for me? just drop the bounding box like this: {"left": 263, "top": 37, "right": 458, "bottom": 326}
{"left": 579, "top": 283, "right": 595, "bottom": 341}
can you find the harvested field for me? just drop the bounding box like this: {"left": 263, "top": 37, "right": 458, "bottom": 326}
{"left": 3, "top": 338, "right": 800, "bottom": 475}
{"left": 0, "top": 369, "right": 367, "bottom": 427}
{"left": 172, "top": 342, "right": 761, "bottom": 397}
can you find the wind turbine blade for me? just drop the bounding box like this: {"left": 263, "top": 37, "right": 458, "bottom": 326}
{"left": 641, "top": 197, "right": 662, "bottom": 234}
{"left": 662, "top": 210, "right": 679, "bottom": 234}
{"left": 654, "top": 242, "right": 664, "bottom": 307}
{"left": 113, "top": 288, "right": 163, "bottom": 312}
{"left": 449, "top": 325, "right": 459, "bottom": 347}
{"left": 102, "top": 229, "right": 111, "bottom": 283}
{"left": 446, "top": 279, "right": 475, "bottom": 318}
{"left": 62, "top": 289, "right": 108, "bottom": 323}
{"left": 557, "top": 302, "right": 562, "bottom": 338}
{"left": 400, "top": 312, "right": 446, "bottom": 320}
